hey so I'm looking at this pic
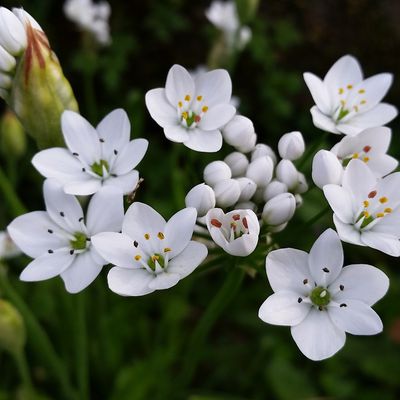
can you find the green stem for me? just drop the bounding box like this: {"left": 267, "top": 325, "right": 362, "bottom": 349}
{"left": 0, "top": 271, "right": 77, "bottom": 400}
{"left": 180, "top": 264, "right": 245, "bottom": 386}
{"left": 76, "top": 293, "right": 89, "bottom": 400}
{"left": 14, "top": 349, "right": 33, "bottom": 392}
{"left": 0, "top": 165, "right": 27, "bottom": 217}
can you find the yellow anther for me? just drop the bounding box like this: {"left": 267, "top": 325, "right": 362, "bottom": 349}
{"left": 197, "top": 95, "right": 203, "bottom": 101}
{"left": 363, "top": 157, "right": 370, "bottom": 163}
{"left": 164, "top": 247, "right": 171, "bottom": 253}
{"left": 178, "top": 101, "right": 183, "bottom": 108}
{"left": 151, "top": 255, "right": 159, "bottom": 261}
{"left": 184, "top": 94, "right": 191, "bottom": 101}
{"left": 202, "top": 106, "right": 208, "bottom": 113}
{"left": 340, "top": 100, "right": 346, "bottom": 106}
{"left": 144, "top": 233, "right": 150, "bottom": 240}
{"left": 358, "top": 89, "right": 365, "bottom": 94}
{"left": 353, "top": 105, "right": 359, "bottom": 112}
{"left": 363, "top": 211, "right": 370, "bottom": 218}
{"left": 230, "top": 222, "right": 237, "bottom": 228}
{"left": 134, "top": 255, "right": 142, "bottom": 261}
{"left": 360, "top": 100, "right": 367, "bottom": 105}
{"left": 347, "top": 84, "right": 353, "bottom": 89}
{"left": 182, "top": 111, "right": 188, "bottom": 120}
{"left": 363, "top": 200, "right": 369, "bottom": 208}
{"left": 384, "top": 207, "right": 392, "bottom": 213}
{"left": 338, "top": 88, "right": 344, "bottom": 94}
{"left": 157, "top": 232, "right": 165, "bottom": 240}
{"left": 379, "top": 197, "right": 388, "bottom": 204}
{"left": 376, "top": 212, "right": 384, "bottom": 218}
{"left": 352, "top": 153, "right": 359, "bottom": 159}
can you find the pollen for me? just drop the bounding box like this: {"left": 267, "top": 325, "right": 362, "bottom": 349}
{"left": 358, "top": 89, "right": 365, "bottom": 94}
{"left": 178, "top": 101, "right": 183, "bottom": 108}
{"left": 360, "top": 100, "right": 367, "bottom": 105}
{"left": 157, "top": 232, "right": 165, "bottom": 240}
{"left": 347, "top": 84, "right": 353, "bottom": 89}
{"left": 182, "top": 111, "right": 188, "bottom": 120}
{"left": 144, "top": 233, "right": 150, "bottom": 240}
{"left": 384, "top": 207, "right": 392, "bottom": 213}
{"left": 352, "top": 152, "right": 359, "bottom": 159}
{"left": 164, "top": 247, "right": 171, "bottom": 253}
{"left": 184, "top": 94, "right": 191, "bottom": 101}
{"left": 363, "top": 157, "right": 369, "bottom": 162}
{"left": 376, "top": 212, "right": 384, "bottom": 218}
{"left": 363, "top": 200, "right": 369, "bottom": 208}
{"left": 134, "top": 255, "right": 142, "bottom": 261}
{"left": 202, "top": 106, "right": 208, "bottom": 113}
{"left": 211, "top": 218, "right": 222, "bottom": 228}
{"left": 338, "top": 88, "right": 344, "bottom": 94}
{"left": 368, "top": 190, "right": 377, "bottom": 198}
{"left": 379, "top": 197, "right": 388, "bottom": 204}
{"left": 363, "top": 145, "right": 371, "bottom": 153}
{"left": 197, "top": 95, "right": 203, "bottom": 101}
{"left": 340, "top": 100, "right": 346, "bottom": 106}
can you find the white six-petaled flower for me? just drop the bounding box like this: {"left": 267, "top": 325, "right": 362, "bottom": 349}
{"left": 32, "top": 109, "right": 148, "bottom": 195}
{"left": 145, "top": 64, "right": 236, "bottom": 152}
{"left": 7, "top": 179, "right": 124, "bottom": 293}
{"left": 304, "top": 55, "right": 397, "bottom": 136}
{"left": 258, "top": 229, "right": 389, "bottom": 361}
{"left": 92, "top": 202, "right": 208, "bottom": 296}
{"left": 205, "top": 208, "right": 260, "bottom": 256}
{"left": 324, "top": 159, "right": 400, "bottom": 256}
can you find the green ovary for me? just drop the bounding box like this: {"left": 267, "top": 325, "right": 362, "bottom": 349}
{"left": 70, "top": 232, "right": 87, "bottom": 250}
{"left": 310, "top": 286, "right": 331, "bottom": 307}
{"left": 147, "top": 254, "right": 165, "bottom": 271}
{"left": 91, "top": 159, "right": 109, "bottom": 177}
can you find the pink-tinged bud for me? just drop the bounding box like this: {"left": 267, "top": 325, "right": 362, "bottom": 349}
{"left": 246, "top": 156, "right": 273, "bottom": 187}
{"left": 185, "top": 183, "right": 216, "bottom": 218}
{"left": 262, "top": 192, "right": 296, "bottom": 226}
{"left": 278, "top": 131, "right": 305, "bottom": 161}
{"left": 214, "top": 178, "right": 241, "bottom": 207}
{"left": 312, "top": 150, "right": 343, "bottom": 189}
{"left": 203, "top": 161, "right": 232, "bottom": 186}
{"left": 224, "top": 151, "right": 249, "bottom": 177}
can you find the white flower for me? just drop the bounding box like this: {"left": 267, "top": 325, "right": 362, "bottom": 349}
{"left": 312, "top": 149, "right": 343, "bottom": 189}
{"left": 331, "top": 127, "right": 398, "bottom": 178}
{"left": 278, "top": 131, "right": 305, "bottom": 161}
{"left": 304, "top": 55, "right": 397, "bottom": 136}
{"left": 64, "top": 0, "right": 111, "bottom": 45}
{"left": 323, "top": 159, "right": 400, "bottom": 256}
{"left": 32, "top": 109, "right": 148, "bottom": 196}
{"left": 214, "top": 178, "right": 241, "bottom": 207}
{"left": 206, "top": 208, "right": 260, "bottom": 256}
{"left": 262, "top": 192, "right": 296, "bottom": 226}
{"left": 92, "top": 202, "right": 208, "bottom": 296}
{"left": 145, "top": 64, "right": 235, "bottom": 152}
{"left": 7, "top": 179, "right": 124, "bottom": 293}
{"left": 259, "top": 229, "right": 389, "bottom": 361}
{"left": 185, "top": 183, "right": 216, "bottom": 218}
{"left": 203, "top": 160, "right": 232, "bottom": 186}
{"left": 0, "top": 231, "right": 21, "bottom": 259}
{"left": 224, "top": 151, "right": 249, "bottom": 177}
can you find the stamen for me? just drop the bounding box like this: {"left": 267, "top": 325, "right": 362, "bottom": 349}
{"left": 82, "top": 168, "right": 86, "bottom": 172}
{"left": 360, "top": 100, "right": 367, "bottom": 104}
{"left": 352, "top": 153, "right": 359, "bottom": 159}
{"left": 379, "top": 197, "right": 388, "bottom": 204}
{"left": 340, "top": 303, "right": 347, "bottom": 308}
{"left": 113, "top": 149, "right": 118, "bottom": 155}
{"left": 157, "top": 232, "right": 165, "bottom": 240}
{"left": 99, "top": 138, "right": 105, "bottom": 143}
{"left": 134, "top": 255, "right": 141, "bottom": 261}
{"left": 232, "top": 214, "right": 241, "bottom": 221}
{"left": 60, "top": 212, "right": 65, "bottom": 217}
{"left": 181, "top": 111, "right": 188, "bottom": 120}
{"left": 363, "top": 157, "right": 369, "bottom": 163}
{"left": 340, "top": 100, "right": 346, "bottom": 106}
{"left": 151, "top": 255, "right": 159, "bottom": 261}
{"left": 363, "top": 211, "right": 370, "bottom": 218}
{"left": 242, "top": 217, "right": 248, "bottom": 229}
{"left": 184, "top": 94, "right": 191, "bottom": 101}
{"left": 363, "top": 200, "right": 369, "bottom": 208}
{"left": 376, "top": 213, "right": 384, "bottom": 218}
{"left": 363, "top": 145, "right": 371, "bottom": 153}
{"left": 347, "top": 84, "right": 353, "bottom": 89}
{"left": 358, "top": 89, "right": 365, "bottom": 94}
{"left": 69, "top": 249, "right": 74, "bottom": 255}
{"left": 197, "top": 95, "right": 202, "bottom": 101}
{"left": 368, "top": 190, "right": 377, "bottom": 198}
{"left": 211, "top": 219, "right": 222, "bottom": 228}
{"left": 144, "top": 233, "right": 150, "bottom": 240}
{"left": 194, "top": 115, "right": 201, "bottom": 123}
{"left": 133, "top": 241, "right": 138, "bottom": 247}
{"left": 72, "top": 152, "right": 79, "bottom": 156}
{"left": 178, "top": 101, "right": 183, "bottom": 107}
{"left": 202, "top": 106, "right": 208, "bottom": 113}
{"left": 339, "top": 285, "right": 344, "bottom": 291}
{"left": 353, "top": 105, "right": 359, "bottom": 112}
{"left": 164, "top": 247, "right": 171, "bottom": 253}
{"left": 303, "top": 278, "right": 308, "bottom": 285}
{"left": 297, "top": 297, "right": 303, "bottom": 303}
{"left": 48, "top": 249, "right": 54, "bottom": 254}
{"left": 48, "top": 229, "right": 53, "bottom": 234}
{"left": 230, "top": 222, "right": 237, "bottom": 230}
{"left": 384, "top": 207, "right": 392, "bottom": 213}
{"left": 322, "top": 267, "right": 330, "bottom": 273}
{"left": 338, "top": 88, "right": 344, "bottom": 94}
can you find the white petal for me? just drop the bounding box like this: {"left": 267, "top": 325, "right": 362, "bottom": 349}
{"left": 371, "top": 210, "right": 400, "bottom": 237}
{"left": 32, "top": 148, "right": 84, "bottom": 181}
{"left": 107, "top": 267, "right": 155, "bottom": 296}
{"left": 20, "top": 249, "right": 74, "bottom": 281}
{"left": 266, "top": 248, "right": 312, "bottom": 295}
{"left": 165, "top": 64, "right": 195, "bottom": 106}
{"left": 0, "top": 44, "right": 16, "bottom": 71}
{"left": 43, "top": 179, "right": 84, "bottom": 233}
{"left": 333, "top": 214, "right": 363, "bottom": 246}
{"left": 323, "top": 185, "right": 354, "bottom": 223}
{"left": 91, "top": 232, "right": 139, "bottom": 269}
{"left": 148, "top": 272, "right": 181, "bottom": 290}
{"left": 291, "top": 308, "right": 346, "bottom": 361}
{"left": 167, "top": 241, "right": 208, "bottom": 278}
{"left": 195, "top": 69, "right": 232, "bottom": 107}
{"left": 0, "top": 7, "right": 26, "bottom": 54}
{"left": 361, "top": 230, "right": 400, "bottom": 256}
{"left": 111, "top": 139, "right": 148, "bottom": 175}
{"left": 103, "top": 170, "right": 139, "bottom": 195}
{"left": 328, "top": 300, "right": 383, "bottom": 335}
{"left": 367, "top": 154, "right": 398, "bottom": 178}
{"left": 96, "top": 109, "right": 131, "bottom": 161}
{"left": 224, "top": 233, "right": 259, "bottom": 257}
{"left": 330, "top": 264, "right": 389, "bottom": 306}
{"left": 184, "top": 129, "right": 223, "bottom": 152}
{"left": 258, "top": 291, "right": 311, "bottom": 326}
{"left": 309, "top": 229, "right": 343, "bottom": 286}
{"left": 310, "top": 106, "right": 340, "bottom": 134}
{"left": 198, "top": 104, "right": 236, "bottom": 130}
{"left": 61, "top": 251, "right": 103, "bottom": 293}
{"left": 63, "top": 177, "right": 102, "bottom": 196}
{"left": 61, "top": 111, "right": 101, "bottom": 166}
{"left": 164, "top": 124, "right": 189, "bottom": 143}
{"left": 86, "top": 187, "right": 124, "bottom": 235}
{"left": 7, "top": 211, "right": 68, "bottom": 258}
{"left": 145, "top": 88, "right": 178, "bottom": 127}
{"left": 164, "top": 208, "right": 197, "bottom": 258}
{"left": 303, "top": 72, "right": 331, "bottom": 114}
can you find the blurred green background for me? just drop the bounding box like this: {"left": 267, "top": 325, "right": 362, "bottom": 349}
{"left": 1, "top": 0, "right": 400, "bottom": 399}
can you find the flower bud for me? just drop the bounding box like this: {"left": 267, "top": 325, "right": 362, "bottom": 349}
{"left": 0, "top": 7, "right": 27, "bottom": 55}
{"left": 236, "top": 132, "right": 257, "bottom": 153}
{"left": 0, "top": 109, "right": 26, "bottom": 158}
{"left": 185, "top": 183, "right": 216, "bottom": 218}
{"left": 275, "top": 159, "right": 298, "bottom": 190}
{"left": 0, "top": 299, "right": 25, "bottom": 355}
{"left": 268, "top": 222, "right": 288, "bottom": 233}
{"left": 295, "top": 194, "right": 303, "bottom": 207}
{"left": 278, "top": 131, "right": 305, "bottom": 161}
{"left": 236, "top": 177, "right": 257, "bottom": 202}
{"left": 224, "top": 151, "right": 249, "bottom": 177}
{"left": 203, "top": 160, "right": 232, "bottom": 187}
{"left": 222, "top": 115, "right": 255, "bottom": 148}
{"left": 214, "top": 178, "right": 241, "bottom": 207}
{"left": 262, "top": 192, "right": 296, "bottom": 226}
{"left": 312, "top": 150, "right": 343, "bottom": 189}
{"left": 251, "top": 143, "right": 277, "bottom": 165}
{"left": 295, "top": 172, "right": 308, "bottom": 194}
{"left": 235, "top": 201, "right": 257, "bottom": 211}
{"left": 263, "top": 180, "right": 288, "bottom": 202}
{"left": 0, "top": 44, "right": 16, "bottom": 72}
{"left": 246, "top": 156, "right": 273, "bottom": 187}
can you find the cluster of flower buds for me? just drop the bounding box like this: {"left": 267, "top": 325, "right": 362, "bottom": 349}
{"left": 185, "top": 126, "right": 307, "bottom": 233}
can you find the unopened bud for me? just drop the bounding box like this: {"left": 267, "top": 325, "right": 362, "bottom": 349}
{"left": 236, "top": 177, "right": 257, "bottom": 202}
{"left": 262, "top": 192, "right": 296, "bottom": 226}
{"left": 224, "top": 151, "right": 249, "bottom": 177}
{"left": 0, "top": 110, "right": 26, "bottom": 158}
{"left": 203, "top": 160, "right": 232, "bottom": 187}
{"left": 0, "top": 299, "right": 25, "bottom": 355}
{"left": 185, "top": 183, "right": 216, "bottom": 218}
{"left": 214, "top": 178, "right": 241, "bottom": 207}
{"left": 251, "top": 143, "right": 277, "bottom": 165}
{"left": 295, "top": 172, "right": 308, "bottom": 194}
{"left": 222, "top": 115, "right": 255, "bottom": 150}
{"left": 0, "top": 44, "right": 16, "bottom": 72}
{"left": 263, "top": 180, "right": 288, "bottom": 202}
{"left": 275, "top": 159, "right": 298, "bottom": 190}
{"left": 278, "top": 131, "right": 305, "bottom": 161}
{"left": 0, "top": 7, "right": 27, "bottom": 55}
{"left": 246, "top": 156, "right": 273, "bottom": 187}
{"left": 236, "top": 132, "right": 257, "bottom": 153}
{"left": 312, "top": 150, "right": 343, "bottom": 189}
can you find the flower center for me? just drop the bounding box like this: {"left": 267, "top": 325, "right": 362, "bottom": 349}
{"left": 147, "top": 253, "right": 165, "bottom": 271}
{"left": 336, "top": 85, "right": 368, "bottom": 121}
{"left": 178, "top": 94, "right": 208, "bottom": 129}
{"left": 342, "top": 145, "right": 371, "bottom": 166}
{"left": 70, "top": 232, "right": 87, "bottom": 250}
{"left": 310, "top": 286, "right": 331, "bottom": 307}
{"left": 357, "top": 191, "right": 392, "bottom": 228}
{"left": 91, "top": 159, "right": 109, "bottom": 177}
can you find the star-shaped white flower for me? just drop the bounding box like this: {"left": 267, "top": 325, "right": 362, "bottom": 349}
{"left": 304, "top": 55, "right": 397, "bottom": 136}
{"left": 205, "top": 208, "right": 260, "bottom": 256}
{"left": 145, "top": 64, "right": 236, "bottom": 152}
{"left": 324, "top": 159, "right": 400, "bottom": 256}
{"left": 92, "top": 202, "right": 208, "bottom": 296}
{"left": 7, "top": 179, "right": 124, "bottom": 293}
{"left": 259, "top": 229, "right": 389, "bottom": 361}
{"left": 32, "top": 109, "right": 148, "bottom": 195}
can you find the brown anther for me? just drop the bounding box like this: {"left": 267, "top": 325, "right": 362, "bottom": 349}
{"left": 339, "top": 285, "right": 344, "bottom": 291}
{"left": 303, "top": 278, "right": 308, "bottom": 285}
{"left": 144, "top": 233, "right": 150, "bottom": 240}
{"left": 194, "top": 115, "right": 201, "bottom": 123}
{"left": 232, "top": 214, "right": 241, "bottom": 221}
{"left": 157, "top": 232, "right": 165, "bottom": 240}
{"left": 363, "top": 145, "right": 371, "bottom": 153}
{"left": 368, "top": 190, "right": 377, "bottom": 199}
{"left": 322, "top": 267, "right": 330, "bottom": 273}
{"left": 211, "top": 219, "right": 222, "bottom": 228}
{"left": 242, "top": 217, "right": 248, "bottom": 229}
{"left": 133, "top": 241, "right": 138, "bottom": 247}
